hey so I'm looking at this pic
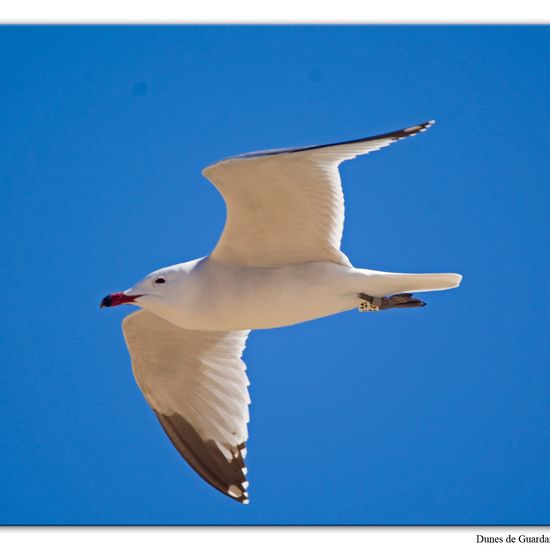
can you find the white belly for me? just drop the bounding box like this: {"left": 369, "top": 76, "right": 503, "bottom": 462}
{"left": 163, "top": 260, "right": 363, "bottom": 331}
{"left": 134, "top": 257, "right": 460, "bottom": 331}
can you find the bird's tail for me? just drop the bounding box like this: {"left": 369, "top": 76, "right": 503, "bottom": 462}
{"left": 359, "top": 271, "right": 462, "bottom": 297}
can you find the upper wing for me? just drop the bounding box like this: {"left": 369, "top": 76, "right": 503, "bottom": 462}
{"left": 202, "top": 121, "right": 434, "bottom": 267}
{"left": 122, "top": 310, "right": 251, "bottom": 503}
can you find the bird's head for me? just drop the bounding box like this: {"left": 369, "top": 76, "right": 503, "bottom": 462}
{"left": 100, "top": 268, "right": 175, "bottom": 310}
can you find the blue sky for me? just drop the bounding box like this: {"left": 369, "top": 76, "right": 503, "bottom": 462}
{"left": 1, "top": 25, "right": 549, "bottom": 525}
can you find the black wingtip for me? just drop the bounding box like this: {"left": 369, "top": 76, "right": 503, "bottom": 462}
{"left": 389, "top": 119, "right": 435, "bottom": 139}
{"left": 153, "top": 411, "right": 250, "bottom": 504}
{"left": 229, "top": 119, "right": 436, "bottom": 160}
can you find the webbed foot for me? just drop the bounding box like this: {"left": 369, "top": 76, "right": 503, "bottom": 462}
{"left": 358, "top": 292, "right": 426, "bottom": 312}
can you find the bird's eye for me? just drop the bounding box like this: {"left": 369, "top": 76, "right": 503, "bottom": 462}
{"left": 154, "top": 277, "right": 166, "bottom": 285}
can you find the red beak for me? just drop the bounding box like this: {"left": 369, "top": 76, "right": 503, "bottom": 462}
{"left": 100, "top": 292, "right": 141, "bottom": 308}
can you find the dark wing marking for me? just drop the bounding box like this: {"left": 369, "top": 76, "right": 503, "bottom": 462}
{"left": 154, "top": 411, "right": 249, "bottom": 503}
{"left": 226, "top": 120, "right": 435, "bottom": 160}
{"left": 202, "top": 120, "right": 435, "bottom": 267}
{"left": 122, "top": 310, "right": 251, "bottom": 504}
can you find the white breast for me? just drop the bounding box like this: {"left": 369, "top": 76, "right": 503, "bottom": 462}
{"left": 151, "top": 259, "right": 360, "bottom": 331}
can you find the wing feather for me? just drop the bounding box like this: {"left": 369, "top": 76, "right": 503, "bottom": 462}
{"left": 203, "top": 121, "right": 434, "bottom": 267}
{"left": 122, "top": 310, "right": 251, "bottom": 503}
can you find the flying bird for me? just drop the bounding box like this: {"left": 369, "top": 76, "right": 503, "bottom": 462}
{"left": 101, "top": 120, "right": 462, "bottom": 504}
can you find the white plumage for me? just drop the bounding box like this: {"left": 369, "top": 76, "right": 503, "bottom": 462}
{"left": 124, "top": 311, "right": 250, "bottom": 451}
{"left": 102, "top": 120, "right": 462, "bottom": 504}
{"left": 203, "top": 133, "right": 415, "bottom": 267}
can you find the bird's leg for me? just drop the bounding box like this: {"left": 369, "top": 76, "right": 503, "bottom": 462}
{"left": 358, "top": 292, "right": 426, "bottom": 312}
{"left": 358, "top": 293, "right": 383, "bottom": 312}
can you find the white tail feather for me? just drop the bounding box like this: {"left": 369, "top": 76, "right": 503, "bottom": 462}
{"left": 361, "top": 272, "right": 462, "bottom": 297}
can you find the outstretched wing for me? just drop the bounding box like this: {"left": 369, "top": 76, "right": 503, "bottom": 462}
{"left": 202, "top": 121, "right": 434, "bottom": 267}
{"left": 122, "top": 310, "right": 251, "bottom": 503}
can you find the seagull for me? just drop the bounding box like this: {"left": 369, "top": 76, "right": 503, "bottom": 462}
{"left": 101, "top": 120, "right": 462, "bottom": 504}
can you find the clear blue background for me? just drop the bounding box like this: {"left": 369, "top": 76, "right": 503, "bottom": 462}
{"left": 1, "top": 26, "right": 549, "bottom": 525}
